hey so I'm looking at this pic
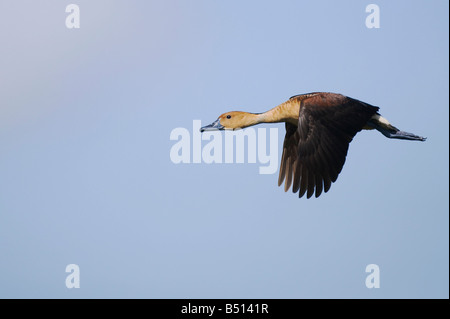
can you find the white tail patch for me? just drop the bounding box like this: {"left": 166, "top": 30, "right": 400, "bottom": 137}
{"left": 371, "top": 114, "right": 391, "bottom": 126}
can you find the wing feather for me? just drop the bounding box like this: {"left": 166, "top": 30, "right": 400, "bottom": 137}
{"left": 278, "top": 93, "right": 379, "bottom": 198}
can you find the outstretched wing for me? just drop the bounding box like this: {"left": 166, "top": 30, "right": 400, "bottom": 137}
{"left": 278, "top": 93, "right": 379, "bottom": 198}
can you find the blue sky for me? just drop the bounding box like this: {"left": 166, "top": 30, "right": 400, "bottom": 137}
{"left": 0, "top": 0, "right": 448, "bottom": 298}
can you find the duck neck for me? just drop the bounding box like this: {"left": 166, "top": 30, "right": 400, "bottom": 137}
{"left": 238, "top": 113, "right": 264, "bottom": 128}
{"left": 257, "top": 100, "right": 300, "bottom": 125}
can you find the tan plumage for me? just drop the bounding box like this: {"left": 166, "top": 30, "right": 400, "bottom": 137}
{"left": 200, "top": 92, "right": 426, "bottom": 198}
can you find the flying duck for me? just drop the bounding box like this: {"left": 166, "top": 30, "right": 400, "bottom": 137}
{"left": 200, "top": 92, "right": 426, "bottom": 198}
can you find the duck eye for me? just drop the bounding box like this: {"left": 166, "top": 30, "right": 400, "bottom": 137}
{"left": 226, "top": 115, "right": 231, "bottom": 119}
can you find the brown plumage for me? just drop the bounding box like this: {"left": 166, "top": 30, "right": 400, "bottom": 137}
{"left": 200, "top": 92, "right": 426, "bottom": 198}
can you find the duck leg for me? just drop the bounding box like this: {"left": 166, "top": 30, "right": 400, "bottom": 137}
{"left": 367, "top": 114, "right": 426, "bottom": 141}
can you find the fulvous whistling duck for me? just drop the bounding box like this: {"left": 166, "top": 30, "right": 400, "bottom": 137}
{"left": 200, "top": 92, "right": 426, "bottom": 198}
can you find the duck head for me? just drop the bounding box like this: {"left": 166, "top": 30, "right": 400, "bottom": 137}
{"left": 200, "top": 111, "right": 260, "bottom": 132}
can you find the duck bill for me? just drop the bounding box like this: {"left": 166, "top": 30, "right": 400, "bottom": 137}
{"left": 200, "top": 119, "right": 224, "bottom": 132}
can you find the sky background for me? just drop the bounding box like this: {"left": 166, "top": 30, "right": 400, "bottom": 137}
{"left": 0, "top": 0, "right": 448, "bottom": 298}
